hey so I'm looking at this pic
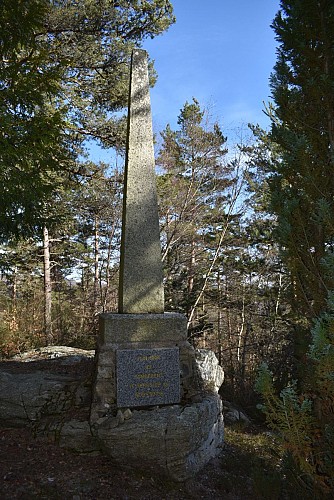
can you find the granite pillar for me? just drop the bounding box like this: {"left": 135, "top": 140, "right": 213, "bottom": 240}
{"left": 118, "top": 49, "right": 164, "bottom": 314}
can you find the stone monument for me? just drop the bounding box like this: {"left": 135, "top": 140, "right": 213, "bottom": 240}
{"left": 90, "top": 49, "right": 224, "bottom": 481}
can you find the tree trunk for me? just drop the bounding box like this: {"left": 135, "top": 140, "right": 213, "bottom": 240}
{"left": 237, "top": 284, "right": 246, "bottom": 363}
{"left": 187, "top": 238, "right": 196, "bottom": 325}
{"left": 217, "top": 271, "right": 222, "bottom": 365}
{"left": 43, "top": 226, "right": 52, "bottom": 345}
{"left": 94, "top": 214, "right": 99, "bottom": 316}
{"left": 9, "top": 266, "right": 18, "bottom": 333}
{"left": 101, "top": 218, "right": 118, "bottom": 312}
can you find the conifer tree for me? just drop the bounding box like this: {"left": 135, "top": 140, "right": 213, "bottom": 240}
{"left": 0, "top": 0, "right": 175, "bottom": 238}
{"left": 0, "top": 0, "right": 74, "bottom": 237}
{"left": 45, "top": 0, "right": 175, "bottom": 149}
{"left": 255, "top": 1, "right": 334, "bottom": 493}
{"left": 263, "top": 0, "right": 334, "bottom": 364}
{"left": 157, "top": 99, "right": 232, "bottom": 334}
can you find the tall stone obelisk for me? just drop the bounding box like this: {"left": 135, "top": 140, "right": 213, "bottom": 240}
{"left": 90, "top": 49, "right": 224, "bottom": 482}
{"left": 118, "top": 49, "right": 164, "bottom": 314}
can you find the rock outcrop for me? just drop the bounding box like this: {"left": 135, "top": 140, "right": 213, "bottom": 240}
{"left": 94, "top": 394, "right": 223, "bottom": 481}
{"left": 195, "top": 349, "right": 224, "bottom": 392}
{"left": 0, "top": 346, "right": 224, "bottom": 481}
{"left": 0, "top": 347, "right": 94, "bottom": 428}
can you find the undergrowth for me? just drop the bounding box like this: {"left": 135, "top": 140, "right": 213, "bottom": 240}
{"left": 223, "top": 426, "right": 286, "bottom": 499}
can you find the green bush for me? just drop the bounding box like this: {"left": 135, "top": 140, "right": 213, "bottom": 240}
{"left": 256, "top": 294, "right": 334, "bottom": 496}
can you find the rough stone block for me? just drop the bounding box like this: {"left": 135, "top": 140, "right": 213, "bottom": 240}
{"left": 99, "top": 312, "right": 187, "bottom": 344}
{"left": 94, "top": 394, "right": 223, "bottom": 481}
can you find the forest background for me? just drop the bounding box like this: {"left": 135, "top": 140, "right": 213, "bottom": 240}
{"left": 0, "top": 1, "right": 333, "bottom": 495}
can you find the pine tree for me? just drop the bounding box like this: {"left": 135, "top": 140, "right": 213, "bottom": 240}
{"left": 262, "top": 0, "right": 334, "bottom": 365}
{"left": 0, "top": 0, "right": 175, "bottom": 238}
{"left": 255, "top": 1, "right": 334, "bottom": 493}
{"left": 157, "top": 99, "right": 232, "bottom": 336}
{"left": 0, "top": 1, "right": 175, "bottom": 347}
{"left": 0, "top": 0, "right": 74, "bottom": 237}
{"left": 44, "top": 0, "right": 175, "bottom": 149}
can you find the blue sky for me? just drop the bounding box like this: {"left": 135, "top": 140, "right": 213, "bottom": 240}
{"left": 91, "top": 1, "right": 280, "bottom": 162}
{"left": 143, "top": 0, "right": 280, "bottom": 137}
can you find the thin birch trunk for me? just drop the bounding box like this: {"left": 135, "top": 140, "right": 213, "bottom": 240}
{"left": 94, "top": 214, "right": 99, "bottom": 316}
{"left": 43, "top": 226, "right": 52, "bottom": 345}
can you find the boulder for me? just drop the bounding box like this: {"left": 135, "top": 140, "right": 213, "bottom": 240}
{"left": 0, "top": 347, "right": 94, "bottom": 427}
{"left": 0, "top": 370, "right": 78, "bottom": 426}
{"left": 194, "top": 349, "right": 224, "bottom": 392}
{"left": 11, "top": 346, "right": 95, "bottom": 362}
{"left": 223, "top": 400, "right": 251, "bottom": 426}
{"left": 91, "top": 348, "right": 225, "bottom": 481}
{"left": 94, "top": 394, "right": 224, "bottom": 481}
{"left": 59, "top": 419, "right": 99, "bottom": 454}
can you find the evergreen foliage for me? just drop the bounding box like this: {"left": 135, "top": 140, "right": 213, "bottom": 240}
{"left": 2, "top": 8, "right": 332, "bottom": 495}
{"left": 265, "top": 0, "right": 334, "bottom": 328}
{"left": 255, "top": 0, "right": 334, "bottom": 494}
{"left": 157, "top": 98, "right": 231, "bottom": 326}
{"left": 0, "top": 0, "right": 174, "bottom": 344}
{"left": 44, "top": 0, "right": 175, "bottom": 149}
{"left": 256, "top": 289, "right": 334, "bottom": 494}
{"left": 0, "top": 0, "right": 74, "bottom": 237}
{"left": 156, "top": 101, "right": 290, "bottom": 403}
{"left": 0, "top": 0, "right": 175, "bottom": 238}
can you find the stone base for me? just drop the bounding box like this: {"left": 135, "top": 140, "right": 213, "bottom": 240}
{"left": 90, "top": 312, "right": 197, "bottom": 422}
{"left": 92, "top": 394, "right": 223, "bottom": 481}
{"left": 90, "top": 312, "right": 224, "bottom": 481}
{"left": 0, "top": 344, "right": 224, "bottom": 481}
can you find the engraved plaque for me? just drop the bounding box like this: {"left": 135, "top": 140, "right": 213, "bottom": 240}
{"left": 116, "top": 347, "right": 180, "bottom": 407}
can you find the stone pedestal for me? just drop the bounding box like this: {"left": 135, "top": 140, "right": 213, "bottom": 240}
{"left": 90, "top": 313, "right": 224, "bottom": 481}
{"left": 90, "top": 312, "right": 196, "bottom": 423}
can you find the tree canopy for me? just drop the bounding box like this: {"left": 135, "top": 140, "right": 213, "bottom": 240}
{"left": 0, "top": 0, "right": 73, "bottom": 236}
{"left": 254, "top": 1, "right": 334, "bottom": 493}
{"left": 1, "top": 1, "right": 334, "bottom": 495}
{"left": 0, "top": 0, "right": 175, "bottom": 238}
{"left": 266, "top": 0, "right": 334, "bottom": 324}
